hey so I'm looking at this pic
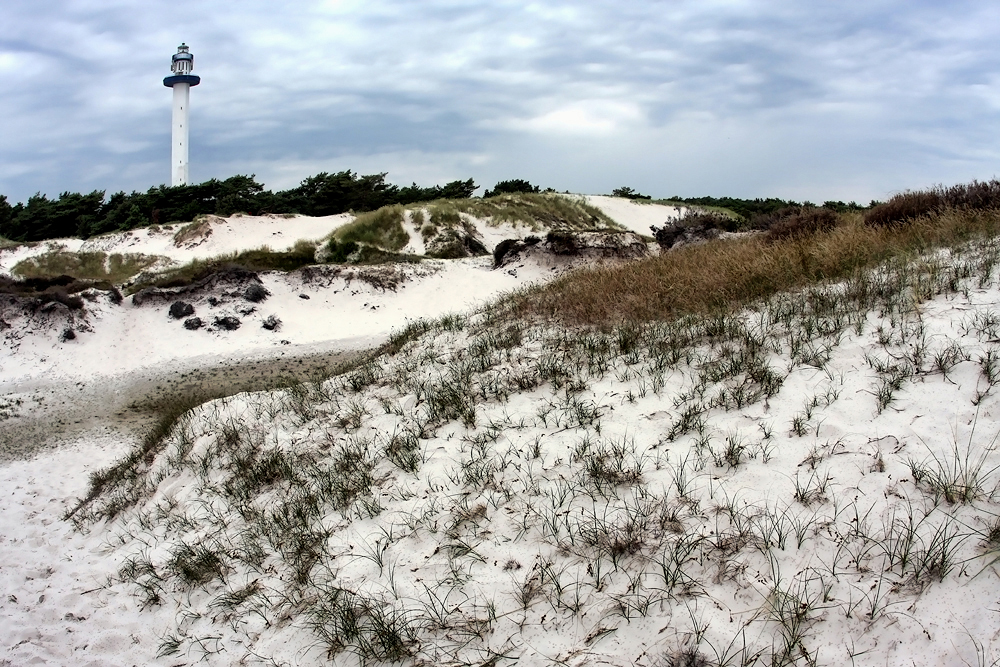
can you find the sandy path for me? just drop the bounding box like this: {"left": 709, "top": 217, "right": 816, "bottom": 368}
{"left": 0, "top": 338, "right": 377, "bottom": 462}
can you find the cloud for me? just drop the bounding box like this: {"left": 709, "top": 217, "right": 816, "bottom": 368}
{"left": 501, "top": 100, "right": 644, "bottom": 136}
{"left": 0, "top": 0, "right": 998, "bottom": 203}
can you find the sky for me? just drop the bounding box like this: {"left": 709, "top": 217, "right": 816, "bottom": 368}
{"left": 1, "top": 0, "right": 999, "bottom": 205}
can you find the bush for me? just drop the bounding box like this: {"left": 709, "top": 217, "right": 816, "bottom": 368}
{"left": 865, "top": 191, "right": 942, "bottom": 227}
{"left": 546, "top": 231, "right": 578, "bottom": 254}
{"left": 426, "top": 228, "right": 488, "bottom": 259}
{"left": 493, "top": 238, "right": 521, "bottom": 266}
{"left": 42, "top": 287, "right": 85, "bottom": 309}
{"left": 650, "top": 212, "right": 727, "bottom": 249}
{"left": 940, "top": 179, "right": 1000, "bottom": 209}
{"left": 484, "top": 179, "right": 541, "bottom": 198}
{"left": 169, "top": 301, "right": 195, "bottom": 319}
{"left": 658, "top": 196, "right": 800, "bottom": 223}
{"left": 244, "top": 283, "right": 270, "bottom": 303}
{"left": 754, "top": 207, "right": 840, "bottom": 240}
{"left": 611, "top": 186, "right": 651, "bottom": 200}
{"left": 865, "top": 179, "right": 1000, "bottom": 227}
{"left": 0, "top": 171, "right": 480, "bottom": 243}
{"left": 325, "top": 239, "right": 359, "bottom": 263}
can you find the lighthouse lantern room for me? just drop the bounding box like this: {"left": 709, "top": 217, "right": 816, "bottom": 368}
{"left": 163, "top": 44, "right": 201, "bottom": 186}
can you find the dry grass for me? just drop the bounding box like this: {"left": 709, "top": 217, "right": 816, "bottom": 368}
{"left": 506, "top": 209, "right": 1000, "bottom": 325}
{"left": 865, "top": 179, "right": 1000, "bottom": 227}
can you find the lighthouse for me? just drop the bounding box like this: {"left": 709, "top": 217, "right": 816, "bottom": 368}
{"left": 163, "top": 44, "right": 201, "bottom": 186}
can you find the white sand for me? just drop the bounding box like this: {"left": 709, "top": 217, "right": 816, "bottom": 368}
{"left": 0, "top": 214, "right": 352, "bottom": 272}
{"left": 583, "top": 195, "right": 684, "bottom": 235}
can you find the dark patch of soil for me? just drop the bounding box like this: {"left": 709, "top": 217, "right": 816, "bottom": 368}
{"left": 494, "top": 231, "right": 648, "bottom": 268}
{"left": 131, "top": 267, "right": 262, "bottom": 307}
{"left": 169, "top": 301, "right": 195, "bottom": 319}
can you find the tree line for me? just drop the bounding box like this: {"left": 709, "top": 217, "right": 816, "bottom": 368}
{"left": 0, "top": 171, "right": 478, "bottom": 242}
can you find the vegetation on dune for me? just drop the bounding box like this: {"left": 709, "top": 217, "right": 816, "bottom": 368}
{"left": 483, "top": 178, "right": 543, "bottom": 198}
{"left": 12, "top": 251, "right": 163, "bottom": 284}
{"left": 864, "top": 179, "right": 1000, "bottom": 227}
{"left": 508, "top": 195, "right": 1000, "bottom": 326}
{"left": 128, "top": 241, "right": 319, "bottom": 292}
{"left": 331, "top": 205, "right": 409, "bottom": 251}
{"left": 431, "top": 192, "right": 618, "bottom": 231}
{"left": 652, "top": 195, "right": 866, "bottom": 225}
{"left": 0, "top": 274, "right": 122, "bottom": 309}
{"left": 0, "top": 171, "right": 479, "bottom": 242}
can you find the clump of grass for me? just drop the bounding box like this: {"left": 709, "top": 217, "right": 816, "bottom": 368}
{"left": 166, "top": 542, "right": 228, "bottom": 588}
{"left": 306, "top": 583, "right": 418, "bottom": 663}
{"left": 333, "top": 205, "right": 408, "bottom": 250}
{"left": 324, "top": 238, "right": 358, "bottom": 262}
{"left": 907, "top": 428, "right": 1000, "bottom": 504}
{"left": 12, "top": 250, "right": 163, "bottom": 284}
{"left": 172, "top": 217, "right": 214, "bottom": 245}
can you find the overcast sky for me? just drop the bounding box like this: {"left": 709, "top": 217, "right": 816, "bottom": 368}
{"left": 2, "top": 0, "right": 998, "bottom": 204}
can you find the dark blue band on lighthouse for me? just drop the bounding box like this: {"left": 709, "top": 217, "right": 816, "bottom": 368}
{"left": 163, "top": 74, "right": 201, "bottom": 87}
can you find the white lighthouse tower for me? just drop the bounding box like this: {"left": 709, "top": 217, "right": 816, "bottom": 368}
{"left": 163, "top": 44, "right": 201, "bottom": 186}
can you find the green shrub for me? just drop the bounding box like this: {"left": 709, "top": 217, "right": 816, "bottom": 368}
{"left": 611, "top": 186, "right": 651, "bottom": 200}
{"left": 484, "top": 179, "right": 541, "bottom": 198}
{"left": 651, "top": 212, "right": 728, "bottom": 249}
{"left": 326, "top": 239, "right": 359, "bottom": 263}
